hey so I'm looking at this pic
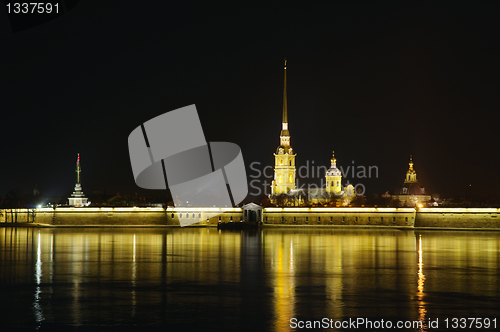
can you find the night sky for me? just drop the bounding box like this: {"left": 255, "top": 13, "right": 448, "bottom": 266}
{"left": 1, "top": 1, "right": 499, "bottom": 202}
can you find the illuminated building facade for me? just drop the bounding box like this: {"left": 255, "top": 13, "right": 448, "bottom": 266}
{"left": 271, "top": 60, "right": 296, "bottom": 195}
{"left": 68, "top": 153, "right": 90, "bottom": 207}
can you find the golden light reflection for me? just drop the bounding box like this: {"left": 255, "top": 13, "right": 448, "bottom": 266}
{"left": 1, "top": 227, "right": 500, "bottom": 330}
{"left": 33, "top": 231, "right": 44, "bottom": 326}
{"left": 132, "top": 234, "right": 137, "bottom": 318}
{"left": 417, "top": 234, "right": 427, "bottom": 332}
{"left": 273, "top": 237, "right": 295, "bottom": 332}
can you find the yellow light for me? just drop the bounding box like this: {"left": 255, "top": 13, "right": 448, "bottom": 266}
{"left": 418, "top": 204, "right": 423, "bottom": 208}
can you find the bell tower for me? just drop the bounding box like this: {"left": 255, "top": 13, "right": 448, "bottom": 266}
{"left": 271, "top": 60, "right": 296, "bottom": 195}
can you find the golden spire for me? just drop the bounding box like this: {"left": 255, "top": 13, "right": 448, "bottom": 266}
{"left": 279, "top": 59, "right": 290, "bottom": 141}
{"left": 282, "top": 58, "right": 288, "bottom": 124}
{"left": 409, "top": 154, "right": 414, "bottom": 172}
{"left": 331, "top": 151, "right": 336, "bottom": 165}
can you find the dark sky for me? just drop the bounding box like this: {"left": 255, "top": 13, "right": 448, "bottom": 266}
{"left": 1, "top": 1, "right": 499, "bottom": 201}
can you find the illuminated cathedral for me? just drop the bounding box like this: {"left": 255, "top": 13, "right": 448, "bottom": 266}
{"left": 270, "top": 60, "right": 297, "bottom": 195}
{"left": 270, "top": 61, "right": 354, "bottom": 206}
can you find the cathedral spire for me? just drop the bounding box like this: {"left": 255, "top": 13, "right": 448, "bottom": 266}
{"left": 280, "top": 59, "right": 290, "bottom": 138}
{"left": 283, "top": 59, "right": 287, "bottom": 124}
{"left": 272, "top": 60, "right": 296, "bottom": 196}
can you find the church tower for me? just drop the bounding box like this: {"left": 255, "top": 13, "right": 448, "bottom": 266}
{"left": 271, "top": 60, "right": 296, "bottom": 195}
{"left": 68, "top": 153, "right": 89, "bottom": 207}
{"left": 325, "top": 151, "right": 342, "bottom": 195}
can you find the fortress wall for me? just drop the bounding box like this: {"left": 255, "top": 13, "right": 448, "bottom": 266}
{"left": 0, "top": 207, "right": 243, "bottom": 226}
{"left": 165, "top": 207, "right": 242, "bottom": 226}
{"left": 1, "top": 209, "right": 35, "bottom": 223}
{"left": 35, "top": 207, "right": 172, "bottom": 225}
{"left": 415, "top": 208, "right": 500, "bottom": 229}
{"left": 262, "top": 207, "right": 416, "bottom": 227}
{"left": 2, "top": 207, "right": 500, "bottom": 228}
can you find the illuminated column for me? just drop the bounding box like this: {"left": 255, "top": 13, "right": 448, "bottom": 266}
{"left": 271, "top": 59, "right": 296, "bottom": 195}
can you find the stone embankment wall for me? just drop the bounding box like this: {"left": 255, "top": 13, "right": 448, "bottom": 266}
{"left": 415, "top": 208, "right": 500, "bottom": 229}
{"left": 0, "top": 207, "right": 242, "bottom": 226}
{"left": 1, "top": 207, "right": 500, "bottom": 229}
{"left": 262, "top": 207, "right": 416, "bottom": 227}
{"left": 1, "top": 207, "right": 170, "bottom": 225}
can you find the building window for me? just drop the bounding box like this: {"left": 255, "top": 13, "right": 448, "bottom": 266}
{"left": 330, "top": 217, "right": 333, "bottom": 222}
{"left": 293, "top": 217, "right": 296, "bottom": 222}
{"left": 179, "top": 214, "right": 182, "bottom": 218}
{"left": 355, "top": 217, "right": 358, "bottom": 222}
{"left": 318, "top": 217, "right": 321, "bottom": 222}
{"left": 171, "top": 213, "right": 174, "bottom": 218}
{"left": 198, "top": 213, "right": 201, "bottom": 218}
{"left": 393, "top": 217, "right": 396, "bottom": 223}
{"left": 282, "top": 216, "right": 284, "bottom": 222}
{"left": 289, "top": 160, "right": 292, "bottom": 166}
{"left": 306, "top": 217, "right": 308, "bottom": 222}
{"left": 381, "top": 217, "right": 383, "bottom": 222}
{"left": 265, "top": 216, "right": 268, "bottom": 221}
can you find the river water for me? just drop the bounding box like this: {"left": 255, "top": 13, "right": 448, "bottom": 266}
{"left": 0, "top": 227, "right": 498, "bottom": 331}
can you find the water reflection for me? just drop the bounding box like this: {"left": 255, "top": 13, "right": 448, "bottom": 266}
{"left": 417, "top": 234, "right": 427, "bottom": 331}
{"left": 0, "top": 227, "right": 499, "bottom": 331}
{"left": 33, "top": 231, "right": 44, "bottom": 328}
